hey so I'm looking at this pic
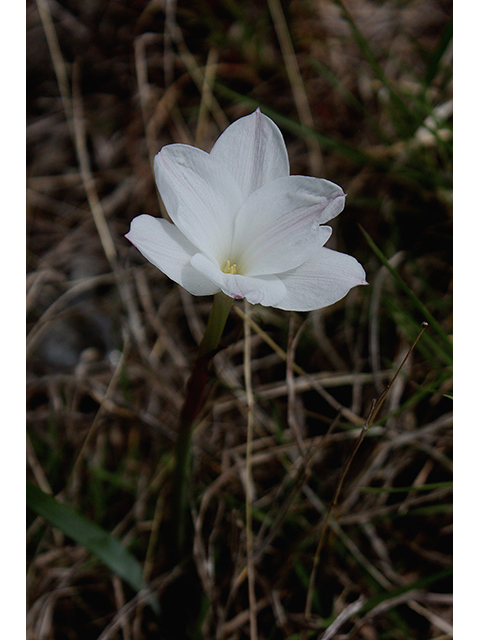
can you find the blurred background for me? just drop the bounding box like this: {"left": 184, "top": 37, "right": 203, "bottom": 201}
{"left": 27, "top": 0, "right": 452, "bottom": 638}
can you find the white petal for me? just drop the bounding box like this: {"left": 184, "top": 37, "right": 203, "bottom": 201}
{"left": 209, "top": 109, "right": 290, "bottom": 201}
{"left": 126, "top": 215, "right": 220, "bottom": 296}
{"left": 154, "top": 145, "right": 244, "bottom": 263}
{"left": 274, "top": 247, "right": 368, "bottom": 311}
{"left": 232, "top": 176, "right": 345, "bottom": 276}
{"left": 190, "top": 252, "right": 287, "bottom": 307}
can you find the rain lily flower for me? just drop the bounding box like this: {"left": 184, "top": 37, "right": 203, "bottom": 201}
{"left": 126, "top": 109, "right": 366, "bottom": 311}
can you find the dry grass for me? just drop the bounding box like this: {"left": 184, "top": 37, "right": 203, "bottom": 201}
{"left": 27, "top": 0, "right": 452, "bottom": 638}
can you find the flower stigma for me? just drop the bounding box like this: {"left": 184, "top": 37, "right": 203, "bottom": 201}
{"left": 222, "top": 259, "right": 238, "bottom": 275}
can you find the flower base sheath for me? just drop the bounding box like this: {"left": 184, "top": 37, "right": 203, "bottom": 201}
{"left": 126, "top": 109, "right": 367, "bottom": 311}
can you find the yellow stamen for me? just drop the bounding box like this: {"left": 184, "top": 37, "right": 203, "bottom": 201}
{"left": 223, "top": 259, "right": 237, "bottom": 275}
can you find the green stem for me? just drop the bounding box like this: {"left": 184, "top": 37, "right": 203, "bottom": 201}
{"left": 170, "top": 292, "right": 233, "bottom": 558}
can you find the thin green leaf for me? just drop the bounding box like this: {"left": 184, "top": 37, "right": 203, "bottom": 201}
{"left": 307, "top": 59, "right": 389, "bottom": 143}
{"left": 359, "top": 226, "right": 453, "bottom": 360}
{"left": 214, "top": 84, "right": 435, "bottom": 189}
{"left": 27, "top": 482, "right": 159, "bottom": 613}
{"left": 383, "top": 294, "right": 453, "bottom": 367}
{"left": 356, "top": 567, "right": 452, "bottom": 616}
{"left": 424, "top": 18, "right": 453, "bottom": 87}
{"left": 360, "top": 481, "right": 452, "bottom": 494}
{"left": 403, "top": 504, "right": 453, "bottom": 517}
{"left": 332, "top": 0, "right": 423, "bottom": 135}
{"left": 214, "top": 83, "right": 384, "bottom": 167}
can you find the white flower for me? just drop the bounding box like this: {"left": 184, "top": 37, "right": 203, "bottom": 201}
{"left": 126, "top": 109, "right": 367, "bottom": 311}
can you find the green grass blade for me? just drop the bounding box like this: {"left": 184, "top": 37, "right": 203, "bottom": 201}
{"left": 382, "top": 295, "right": 453, "bottom": 367}
{"left": 332, "top": 0, "right": 422, "bottom": 135}
{"left": 214, "top": 83, "right": 384, "bottom": 167}
{"left": 27, "top": 482, "right": 159, "bottom": 613}
{"left": 214, "top": 84, "right": 435, "bottom": 189}
{"left": 360, "top": 481, "right": 452, "bottom": 494}
{"left": 359, "top": 226, "right": 452, "bottom": 360}
{"left": 307, "top": 59, "right": 390, "bottom": 143}
{"left": 424, "top": 18, "right": 453, "bottom": 87}
{"left": 357, "top": 566, "right": 452, "bottom": 616}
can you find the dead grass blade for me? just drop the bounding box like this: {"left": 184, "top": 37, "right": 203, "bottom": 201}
{"left": 304, "top": 322, "right": 429, "bottom": 620}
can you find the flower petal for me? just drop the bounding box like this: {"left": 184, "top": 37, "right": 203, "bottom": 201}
{"left": 274, "top": 246, "right": 368, "bottom": 311}
{"left": 154, "top": 145, "right": 244, "bottom": 263}
{"left": 125, "top": 215, "right": 220, "bottom": 296}
{"left": 190, "top": 252, "right": 287, "bottom": 307}
{"left": 232, "top": 176, "right": 345, "bottom": 276}
{"left": 209, "top": 109, "right": 290, "bottom": 201}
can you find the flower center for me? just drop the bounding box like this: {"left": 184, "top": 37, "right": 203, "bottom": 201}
{"left": 222, "top": 259, "right": 238, "bottom": 275}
